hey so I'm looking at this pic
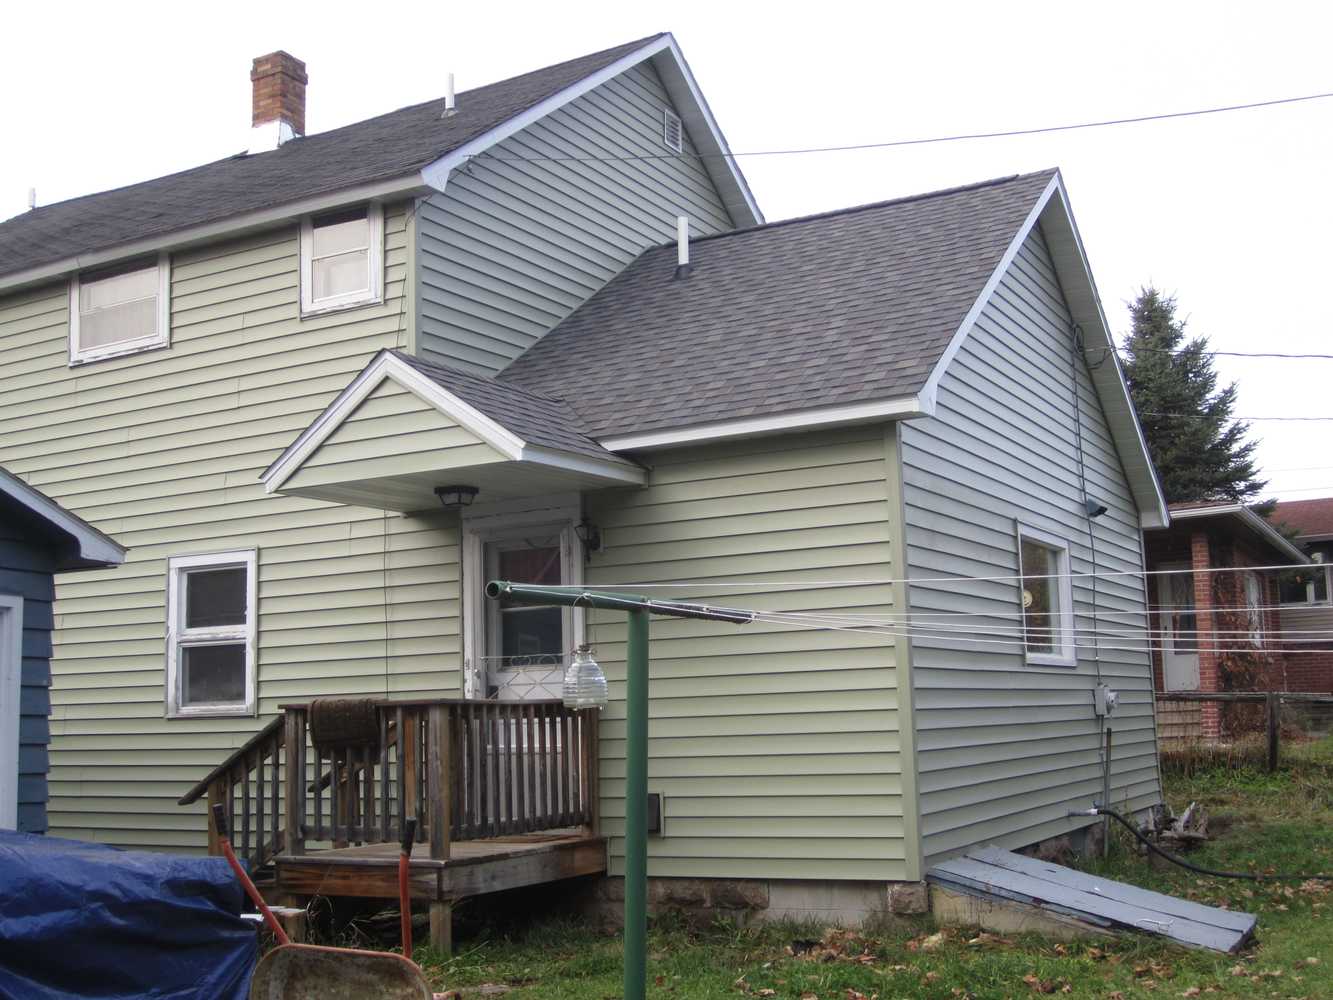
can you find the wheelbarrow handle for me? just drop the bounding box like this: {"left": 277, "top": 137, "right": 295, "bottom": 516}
{"left": 211, "top": 802, "right": 291, "bottom": 946}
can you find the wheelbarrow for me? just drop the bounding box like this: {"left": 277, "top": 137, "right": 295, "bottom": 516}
{"left": 212, "top": 804, "right": 443, "bottom": 1000}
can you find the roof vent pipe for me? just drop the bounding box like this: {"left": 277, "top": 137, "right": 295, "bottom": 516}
{"left": 674, "top": 215, "right": 692, "bottom": 280}
{"left": 27, "top": 188, "right": 36, "bottom": 211}
{"left": 443, "top": 74, "right": 457, "bottom": 117}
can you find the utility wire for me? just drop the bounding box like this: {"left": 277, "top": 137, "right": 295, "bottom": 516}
{"left": 1092, "top": 346, "right": 1333, "bottom": 361}
{"left": 476, "top": 89, "right": 1333, "bottom": 163}
{"left": 1141, "top": 411, "right": 1333, "bottom": 423}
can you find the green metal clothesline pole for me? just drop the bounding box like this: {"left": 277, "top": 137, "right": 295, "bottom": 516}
{"left": 485, "top": 581, "right": 752, "bottom": 1000}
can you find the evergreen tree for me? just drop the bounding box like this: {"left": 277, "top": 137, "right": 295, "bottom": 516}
{"left": 1121, "top": 287, "right": 1266, "bottom": 504}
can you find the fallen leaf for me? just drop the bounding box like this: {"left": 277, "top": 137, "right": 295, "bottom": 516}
{"left": 1180, "top": 989, "right": 1201, "bottom": 997}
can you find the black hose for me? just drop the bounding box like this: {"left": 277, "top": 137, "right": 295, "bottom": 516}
{"left": 1096, "top": 807, "right": 1333, "bottom": 882}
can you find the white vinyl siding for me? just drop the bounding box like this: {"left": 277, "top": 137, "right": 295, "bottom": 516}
{"left": 69, "top": 256, "right": 170, "bottom": 364}
{"left": 900, "top": 225, "right": 1161, "bottom": 864}
{"left": 416, "top": 60, "right": 734, "bottom": 375}
{"left": 0, "top": 204, "right": 466, "bottom": 851}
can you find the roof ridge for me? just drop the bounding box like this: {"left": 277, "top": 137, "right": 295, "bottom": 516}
{"left": 673, "top": 169, "right": 1058, "bottom": 249}
{"left": 7, "top": 33, "right": 667, "bottom": 224}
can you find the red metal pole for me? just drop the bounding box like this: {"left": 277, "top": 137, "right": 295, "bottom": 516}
{"left": 399, "top": 817, "right": 417, "bottom": 958}
{"left": 212, "top": 803, "right": 291, "bottom": 946}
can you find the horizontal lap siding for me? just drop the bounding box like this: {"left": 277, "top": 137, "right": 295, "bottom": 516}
{"left": 585, "top": 428, "right": 908, "bottom": 880}
{"left": 417, "top": 61, "right": 734, "bottom": 375}
{"left": 900, "top": 228, "right": 1161, "bottom": 864}
{"left": 0, "top": 206, "right": 464, "bottom": 852}
{"left": 0, "top": 535, "right": 56, "bottom": 833}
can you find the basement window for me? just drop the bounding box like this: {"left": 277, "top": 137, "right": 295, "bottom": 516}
{"left": 1017, "top": 525, "right": 1076, "bottom": 667}
{"left": 68, "top": 255, "right": 170, "bottom": 365}
{"left": 663, "top": 108, "right": 684, "bottom": 153}
{"left": 166, "top": 550, "right": 257, "bottom": 718}
{"left": 299, "top": 203, "right": 384, "bottom": 315}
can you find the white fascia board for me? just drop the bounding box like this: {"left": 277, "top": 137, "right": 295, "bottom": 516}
{"left": 0, "top": 176, "right": 429, "bottom": 296}
{"left": 0, "top": 467, "right": 126, "bottom": 566}
{"left": 1169, "top": 504, "right": 1310, "bottom": 564}
{"left": 518, "top": 445, "right": 646, "bottom": 485}
{"left": 599, "top": 395, "right": 927, "bottom": 452}
{"left": 262, "top": 351, "right": 527, "bottom": 493}
{"left": 417, "top": 34, "right": 763, "bottom": 226}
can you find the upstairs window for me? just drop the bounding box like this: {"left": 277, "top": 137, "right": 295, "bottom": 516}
{"left": 300, "top": 204, "right": 384, "bottom": 315}
{"left": 166, "top": 551, "right": 257, "bottom": 718}
{"left": 1017, "top": 525, "right": 1076, "bottom": 667}
{"left": 69, "top": 255, "right": 170, "bottom": 364}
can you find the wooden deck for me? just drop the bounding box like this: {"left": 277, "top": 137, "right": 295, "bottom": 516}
{"left": 179, "top": 697, "right": 603, "bottom": 952}
{"left": 274, "top": 830, "right": 606, "bottom": 902}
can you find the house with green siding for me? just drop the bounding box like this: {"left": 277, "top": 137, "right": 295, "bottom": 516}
{"left": 0, "top": 33, "right": 1168, "bottom": 927}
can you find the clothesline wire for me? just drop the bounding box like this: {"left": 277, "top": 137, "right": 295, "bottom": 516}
{"left": 516, "top": 560, "right": 1319, "bottom": 590}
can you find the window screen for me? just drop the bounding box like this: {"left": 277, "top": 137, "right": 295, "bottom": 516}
{"left": 310, "top": 209, "right": 370, "bottom": 302}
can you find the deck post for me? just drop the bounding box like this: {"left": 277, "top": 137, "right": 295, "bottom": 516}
{"left": 429, "top": 900, "right": 452, "bottom": 955}
{"left": 1266, "top": 692, "right": 1280, "bottom": 773}
{"left": 427, "top": 704, "right": 452, "bottom": 860}
{"left": 284, "top": 709, "right": 306, "bottom": 856}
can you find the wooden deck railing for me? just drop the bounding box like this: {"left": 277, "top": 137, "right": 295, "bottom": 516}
{"left": 181, "top": 699, "right": 599, "bottom": 866}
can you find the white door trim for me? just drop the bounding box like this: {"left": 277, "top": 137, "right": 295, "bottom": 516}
{"left": 0, "top": 594, "right": 24, "bottom": 831}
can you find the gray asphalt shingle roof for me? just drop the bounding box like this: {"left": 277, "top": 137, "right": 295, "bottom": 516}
{"left": 0, "top": 35, "right": 662, "bottom": 280}
{"left": 390, "top": 351, "right": 640, "bottom": 469}
{"left": 498, "top": 171, "right": 1055, "bottom": 440}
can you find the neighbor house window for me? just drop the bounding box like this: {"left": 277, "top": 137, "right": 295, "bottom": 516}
{"left": 166, "top": 550, "right": 257, "bottom": 717}
{"left": 68, "top": 254, "right": 170, "bottom": 364}
{"left": 1279, "top": 552, "right": 1330, "bottom": 606}
{"left": 299, "top": 203, "right": 384, "bottom": 314}
{"left": 1017, "top": 525, "right": 1076, "bottom": 666}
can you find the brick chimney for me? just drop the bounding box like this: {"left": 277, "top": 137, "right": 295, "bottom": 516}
{"left": 250, "top": 51, "right": 307, "bottom": 151}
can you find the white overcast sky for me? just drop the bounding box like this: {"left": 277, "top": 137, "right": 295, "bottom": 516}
{"left": 4, "top": 1, "right": 1329, "bottom": 501}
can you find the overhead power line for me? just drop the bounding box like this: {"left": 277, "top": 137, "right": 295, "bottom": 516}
{"left": 477, "top": 89, "right": 1333, "bottom": 163}
{"left": 1093, "top": 346, "right": 1333, "bottom": 361}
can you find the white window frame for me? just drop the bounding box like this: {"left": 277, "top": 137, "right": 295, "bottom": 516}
{"left": 460, "top": 496, "right": 586, "bottom": 700}
{"left": 68, "top": 253, "right": 171, "bottom": 366}
{"left": 1016, "top": 523, "right": 1077, "bottom": 668}
{"left": 662, "top": 107, "right": 684, "bottom": 153}
{"left": 299, "top": 202, "right": 384, "bottom": 316}
{"left": 165, "top": 550, "right": 258, "bottom": 719}
{"left": 0, "top": 595, "right": 22, "bottom": 830}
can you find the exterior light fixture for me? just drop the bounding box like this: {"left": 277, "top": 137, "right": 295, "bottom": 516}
{"left": 434, "top": 484, "right": 478, "bottom": 509}
{"left": 574, "top": 517, "right": 602, "bottom": 552}
{"left": 1084, "top": 498, "right": 1109, "bottom": 519}
{"left": 562, "top": 644, "right": 608, "bottom": 710}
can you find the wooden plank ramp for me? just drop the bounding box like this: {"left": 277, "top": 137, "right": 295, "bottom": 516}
{"left": 927, "top": 846, "right": 1256, "bottom": 954}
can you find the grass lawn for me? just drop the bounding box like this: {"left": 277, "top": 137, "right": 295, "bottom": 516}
{"left": 414, "top": 738, "right": 1333, "bottom": 999}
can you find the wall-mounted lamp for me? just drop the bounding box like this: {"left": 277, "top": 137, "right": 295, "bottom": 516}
{"left": 435, "top": 484, "right": 479, "bottom": 509}
{"left": 1084, "top": 498, "right": 1109, "bottom": 519}
{"left": 574, "top": 517, "right": 602, "bottom": 552}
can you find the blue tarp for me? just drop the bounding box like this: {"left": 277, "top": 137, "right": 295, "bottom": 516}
{"left": 0, "top": 830, "right": 256, "bottom": 1000}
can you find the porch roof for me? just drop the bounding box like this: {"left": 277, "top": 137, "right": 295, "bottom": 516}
{"left": 1162, "top": 502, "right": 1309, "bottom": 566}
{"left": 261, "top": 350, "right": 644, "bottom": 511}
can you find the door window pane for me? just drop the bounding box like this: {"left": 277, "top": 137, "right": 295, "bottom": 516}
{"left": 181, "top": 644, "right": 246, "bottom": 705}
{"left": 500, "top": 606, "right": 564, "bottom": 661}
{"left": 185, "top": 567, "right": 247, "bottom": 628}
{"left": 1165, "top": 571, "right": 1198, "bottom": 652}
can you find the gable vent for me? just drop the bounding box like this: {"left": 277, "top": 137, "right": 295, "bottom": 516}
{"left": 662, "top": 108, "right": 683, "bottom": 153}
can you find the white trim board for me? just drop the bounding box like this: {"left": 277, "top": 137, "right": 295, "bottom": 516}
{"left": 0, "top": 176, "right": 429, "bottom": 297}
{"left": 0, "top": 467, "right": 126, "bottom": 568}
{"left": 420, "top": 34, "right": 762, "bottom": 227}
{"left": 599, "top": 395, "right": 928, "bottom": 452}
{"left": 0, "top": 595, "right": 21, "bottom": 830}
{"left": 261, "top": 351, "right": 644, "bottom": 494}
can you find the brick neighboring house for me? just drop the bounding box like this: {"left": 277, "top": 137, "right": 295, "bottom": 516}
{"left": 1144, "top": 502, "right": 1312, "bottom": 740}
{"left": 1272, "top": 497, "right": 1333, "bottom": 692}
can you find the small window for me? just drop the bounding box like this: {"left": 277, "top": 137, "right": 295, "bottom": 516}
{"left": 662, "top": 108, "right": 683, "bottom": 153}
{"left": 1279, "top": 557, "right": 1329, "bottom": 606}
{"left": 69, "top": 255, "right": 170, "bottom": 364}
{"left": 299, "top": 203, "right": 384, "bottom": 315}
{"left": 1017, "top": 526, "right": 1076, "bottom": 666}
{"left": 166, "top": 551, "right": 257, "bottom": 717}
